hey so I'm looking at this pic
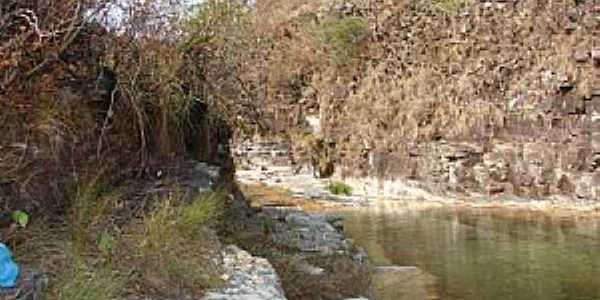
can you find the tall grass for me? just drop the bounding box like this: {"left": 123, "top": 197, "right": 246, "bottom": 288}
{"left": 53, "top": 260, "right": 124, "bottom": 300}
{"left": 68, "top": 180, "right": 115, "bottom": 249}
{"left": 128, "top": 191, "right": 224, "bottom": 294}
{"left": 39, "top": 179, "right": 126, "bottom": 300}
{"left": 38, "top": 184, "right": 226, "bottom": 299}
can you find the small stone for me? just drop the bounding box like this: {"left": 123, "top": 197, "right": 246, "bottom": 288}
{"left": 573, "top": 51, "right": 589, "bottom": 63}
{"left": 564, "top": 22, "right": 578, "bottom": 33}
{"left": 592, "top": 49, "right": 600, "bottom": 63}
{"left": 297, "top": 263, "right": 325, "bottom": 276}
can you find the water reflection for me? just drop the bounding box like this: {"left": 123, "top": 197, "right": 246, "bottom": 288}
{"left": 342, "top": 203, "right": 600, "bottom": 300}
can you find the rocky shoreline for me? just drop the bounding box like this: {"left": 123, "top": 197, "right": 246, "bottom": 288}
{"left": 203, "top": 204, "right": 372, "bottom": 300}
{"left": 200, "top": 160, "right": 372, "bottom": 300}
{"left": 233, "top": 140, "right": 600, "bottom": 215}
{"left": 7, "top": 140, "right": 596, "bottom": 299}
{"left": 1, "top": 159, "right": 372, "bottom": 300}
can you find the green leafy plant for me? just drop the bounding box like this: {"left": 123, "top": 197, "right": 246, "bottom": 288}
{"left": 326, "top": 181, "right": 353, "bottom": 196}
{"left": 319, "top": 17, "right": 368, "bottom": 64}
{"left": 11, "top": 210, "right": 29, "bottom": 228}
{"left": 98, "top": 230, "right": 117, "bottom": 258}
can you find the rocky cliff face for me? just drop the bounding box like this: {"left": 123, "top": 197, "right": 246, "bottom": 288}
{"left": 332, "top": 0, "right": 600, "bottom": 200}
{"left": 239, "top": 0, "right": 600, "bottom": 201}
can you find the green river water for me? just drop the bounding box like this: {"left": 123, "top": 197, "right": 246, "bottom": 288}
{"left": 342, "top": 203, "right": 600, "bottom": 300}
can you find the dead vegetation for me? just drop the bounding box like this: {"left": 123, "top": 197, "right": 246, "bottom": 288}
{"left": 223, "top": 0, "right": 599, "bottom": 197}
{"left": 0, "top": 0, "right": 246, "bottom": 215}
{"left": 0, "top": 0, "right": 245, "bottom": 298}
{"left": 241, "top": 183, "right": 347, "bottom": 211}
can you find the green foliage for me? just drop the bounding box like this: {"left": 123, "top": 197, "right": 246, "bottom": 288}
{"left": 68, "top": 180, "right": 117, "bottom": 249}
{"left": 12, "top": 210, "right": 29, "bottom": 228}
{"left": 326, "top": 181, "right": 353, "bottom": 196}
{"left": 181, "top": 0, "right": 251, "bottom": 48}
{"left": 138, "top": 192, "right": 222, "bottom": 254}
{"left": 433, "top": 0, "right": 473, "bottom": 13}
{"left": 319, "top": 17, "right": 368, "bottom": 64}
{"left": 98, "top": 230, "right": 117, "bottom": 258}
{"left": 178, "top": 193, "right": 223, "bottom": 237}
{"left": 44, "top": 180, "right": 125, "bottom": 300}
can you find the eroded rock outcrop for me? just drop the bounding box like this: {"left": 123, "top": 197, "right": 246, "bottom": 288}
{"left": 202, "top": 245, "right": 287, "bottom": 300}
{"left": 238, "top": 0, "right": 600, "bottom": 202}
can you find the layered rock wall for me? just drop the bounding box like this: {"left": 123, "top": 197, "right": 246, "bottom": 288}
{"left": 255, "top": 0, "right": 600, "bottom": 201}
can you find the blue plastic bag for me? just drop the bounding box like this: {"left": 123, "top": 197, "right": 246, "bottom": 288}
{"left": 0, "top": 243, "right": 19, "bottom": 288}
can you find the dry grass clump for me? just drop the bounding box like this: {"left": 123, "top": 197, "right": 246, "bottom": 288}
{"left": 11, "top": 179, "right": 225, "bottom": 299}
{"left": 19, "top": 179, "right": 127, "bottom": 300}
{"left": 241, "top": 183, "right": 347, "bottom": 211}
{"left": 122, "top": 191, "right": 225, "bottom": 296}
{"left": 52, "top": 260, "right": 125, "bottom": 300}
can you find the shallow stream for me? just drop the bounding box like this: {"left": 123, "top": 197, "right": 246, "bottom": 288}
{"left": 342, "top": 202, "right": 600, "bottom": 300}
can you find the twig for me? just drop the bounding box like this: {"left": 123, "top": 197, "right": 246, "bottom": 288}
{"left": 2, "top": 1, "right": 108, "bottom": 89}
{"left": 124, "top": 62, "right": 148, "bottom": 171}
{"left": 97, "top": 87, "right": 118, "bottom": 159}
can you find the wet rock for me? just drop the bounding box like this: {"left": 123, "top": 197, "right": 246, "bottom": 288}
{"left": 262, "top": 208, "right": 350, "bottom": 255}
{"left": 261, "top": 207, "right": 303, "bottom": 221}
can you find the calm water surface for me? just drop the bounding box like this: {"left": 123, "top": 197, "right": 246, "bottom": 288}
{"left": 342, "top": 203, "right": 600, "bottom": 300}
